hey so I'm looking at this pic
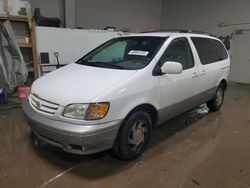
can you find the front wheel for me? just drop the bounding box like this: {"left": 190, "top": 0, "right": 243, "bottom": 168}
{"left": 206, "top": 83, "right": 225, "bottom": 111}
{"left": 112, "top": 111, "right": 152, "bottom": 160}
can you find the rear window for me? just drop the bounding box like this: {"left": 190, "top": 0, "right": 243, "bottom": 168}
{"left": 191, "top": 37, "right": 228, "bottom": 65}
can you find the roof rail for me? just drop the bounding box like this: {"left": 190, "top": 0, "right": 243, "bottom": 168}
{"left": 141, "top": 29, "right": 213, "bottom": 36}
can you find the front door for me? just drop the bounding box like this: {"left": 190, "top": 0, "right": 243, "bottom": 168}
{"left": 157, "top": 37, "right": 200, "bottom": 124}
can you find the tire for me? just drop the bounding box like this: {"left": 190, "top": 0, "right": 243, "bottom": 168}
{"left": 206, "top": 83, "right": 225, "bottom": 111}
{"left": 112, "top": 111, "right": 152, "bottom": 160}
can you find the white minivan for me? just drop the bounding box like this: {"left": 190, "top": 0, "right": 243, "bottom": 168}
{"left": 23, "top": 31, "right": 230, "bottom": 160}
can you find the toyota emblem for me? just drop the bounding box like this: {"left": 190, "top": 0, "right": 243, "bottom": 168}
{"left": 36, "top": 101, "right": 41, "bottom": 109}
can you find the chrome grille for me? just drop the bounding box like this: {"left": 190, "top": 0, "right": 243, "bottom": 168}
{"left": 30, "top": 94, "right": 59, "bottom": 115}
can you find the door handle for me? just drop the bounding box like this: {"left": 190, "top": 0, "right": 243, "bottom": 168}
{"left": 192, "top": 72, "right": 199, "bottom": 79}
{"left": 200, "top": 70, "right": 206, "bottom": 76}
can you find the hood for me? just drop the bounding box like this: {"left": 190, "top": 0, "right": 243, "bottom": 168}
{"left": 32, "top": 63, "right": 137, "bottom": 106}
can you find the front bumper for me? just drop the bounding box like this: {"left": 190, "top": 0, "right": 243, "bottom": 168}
{"left": 22, "top": 102, "right": 121, "bottom": 154}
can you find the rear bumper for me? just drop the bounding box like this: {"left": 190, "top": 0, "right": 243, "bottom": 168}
{"left": 22, "top": 102, "right": 121, "bottom": 154}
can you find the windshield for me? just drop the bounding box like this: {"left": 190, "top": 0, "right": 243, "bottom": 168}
{"left": 76, "top": 36, "right": 167, "bottom": 70}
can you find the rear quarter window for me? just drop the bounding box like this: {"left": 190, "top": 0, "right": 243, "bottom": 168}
{"left": 191, "top": 37, "right": 228, "bottom": 65}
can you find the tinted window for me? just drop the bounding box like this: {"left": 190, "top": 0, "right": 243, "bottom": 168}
{"left": 160, "top": 38, "right": 194, "bottom": 70}
{"left": 191, "top": 37, "right": 228, "bottom": 65}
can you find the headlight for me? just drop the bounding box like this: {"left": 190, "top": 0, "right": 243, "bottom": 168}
{"left": 63, "top": 104, "right": 88, "bottom": 120}
{"left": 63, "top": 102, "right": 109, "bottom": 120}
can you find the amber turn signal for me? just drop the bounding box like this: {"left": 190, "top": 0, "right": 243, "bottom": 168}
{"left": 85, "top": 102, "right": 110, "bottom": 120}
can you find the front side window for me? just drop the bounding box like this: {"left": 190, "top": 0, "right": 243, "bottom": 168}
{"left": 191, "top": 37, "right": 228, "bottom": 65}
{"left": 159, "top": 37, "right": 194, "bottom": 70}
{"left": 76, "top": 37, "right": 167, "bottom": 70}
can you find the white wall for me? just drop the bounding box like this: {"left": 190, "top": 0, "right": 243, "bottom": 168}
{"left": 36, "top": 26, "right": 126, "bottom": 73}
{"left": 75, "top": 0, "right": 162, "bottom": 32}
{"left": 160, "top": 0, "right": 250, "bottom": 35}
{"left": 36, "top": 26, "right": 126, "bottom": 65}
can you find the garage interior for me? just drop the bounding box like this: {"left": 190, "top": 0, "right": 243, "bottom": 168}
{"left": 1, "top": 0, "right": 250, "bottom": 188}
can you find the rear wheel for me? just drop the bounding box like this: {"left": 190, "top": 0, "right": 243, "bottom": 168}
{"left": 206, "top": 83, "right": 225, "bottom": 111}
{"left": 112, "top": 111, "right": 152, "bottom": 160}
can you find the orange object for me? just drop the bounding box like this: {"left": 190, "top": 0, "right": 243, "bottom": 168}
{"left": 86, "top": 103, "right": 109, "bottom": 120}
{"left": 18, "top": 86, "right": 30, "bottom": 102}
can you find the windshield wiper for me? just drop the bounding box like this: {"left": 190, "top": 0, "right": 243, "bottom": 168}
{"left": 100, "top": 63, "right": 125, "bottom": 70}
{"left": 76, "top": 59, "right": 88, "bottom": 65}
{"left": 77, "top": 60, "right": 125, "bottom": 70}
{"left": 82, "top": 61, "right": 125, "bottom": 70}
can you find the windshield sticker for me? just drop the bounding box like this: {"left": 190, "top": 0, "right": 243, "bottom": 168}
{"left": 128, "top": 50, "right": 149, "bottom": 56}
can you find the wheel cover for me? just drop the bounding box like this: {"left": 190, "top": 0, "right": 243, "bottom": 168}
{"left": 128, "top": 121, "right": 148, "bottom": 152}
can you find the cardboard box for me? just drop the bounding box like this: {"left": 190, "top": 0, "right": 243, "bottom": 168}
{"left": 0, "top": 0, "right": 30, "bottom": 16}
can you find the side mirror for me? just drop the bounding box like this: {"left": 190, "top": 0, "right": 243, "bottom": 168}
{"left": 161, "top": 61, "right": 183, "bottom": 74}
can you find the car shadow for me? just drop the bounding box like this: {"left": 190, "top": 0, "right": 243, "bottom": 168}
{"left": 30, "top": 104, "right": 210, "bottom": 179}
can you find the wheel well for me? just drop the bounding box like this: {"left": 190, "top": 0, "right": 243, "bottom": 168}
{"left": 123, "top": 104, "right": 158, "bottom": 127}
{"left": 220, "top": 79, "right": 227, "bottom": 90}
